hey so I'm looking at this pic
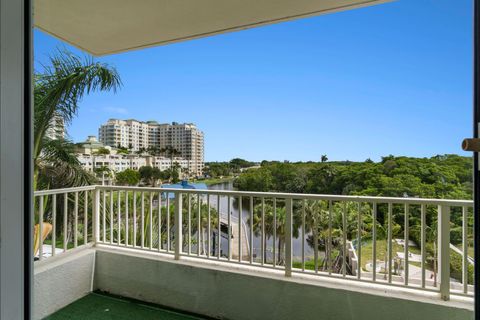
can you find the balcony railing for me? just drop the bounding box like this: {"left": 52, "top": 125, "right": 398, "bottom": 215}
{"left": 33, "top": 186, "right": 474, "bottom": 301}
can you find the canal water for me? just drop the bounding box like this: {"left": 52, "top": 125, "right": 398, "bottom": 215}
{"left": 160, "top": 180, "right": 315, "bottom": 263}
{"left": 207, "top": 181, "right": 314, "bottom": 263}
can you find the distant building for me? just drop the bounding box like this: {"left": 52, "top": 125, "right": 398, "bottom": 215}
{"left": 45, "top": 113, "right": 65, "bottom": 140}
{"left": 75, "top": 135, "right": 113, "bottom": 155}
{"left": 98, "top": 119, "right": 204, "bottom": 176}
{"left": 75, "top": 135, "right": 197, "bottom": 179}
{"left": 77, "top": 153, "right": 195, "bottom": 176}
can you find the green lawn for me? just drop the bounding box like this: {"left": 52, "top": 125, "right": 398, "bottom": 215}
{"left": 467, "top": 246, "right": 474, "bottom": 259}
{"left": 359, "top": 239, "right": 421, "bottom": 271}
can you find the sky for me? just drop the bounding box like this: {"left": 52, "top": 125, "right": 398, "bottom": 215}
{"left": 34, "top": 0, "right": 473, "bottom": 163}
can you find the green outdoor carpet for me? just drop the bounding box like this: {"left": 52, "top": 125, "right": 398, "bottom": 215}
{"left": 45, "top": 293, "right": 206, "bottom": 320}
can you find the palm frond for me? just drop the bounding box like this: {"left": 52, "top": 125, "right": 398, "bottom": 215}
{"left": 36, "top": 139, "right": 96, "bottom": 189}
{"left": 34, "top": 49, "right": 122, "bottom": 158}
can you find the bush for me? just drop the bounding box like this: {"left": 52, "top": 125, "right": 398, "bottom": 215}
{"left": 450, "top": 248, "right": 473, "bottom": 284}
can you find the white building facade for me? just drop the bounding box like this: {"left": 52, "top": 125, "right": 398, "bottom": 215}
{"left": 78, "top": 154, "right": 195, "bottom": 176}
{"left": 45, "top": 113, "right": 65, "bottom": 140}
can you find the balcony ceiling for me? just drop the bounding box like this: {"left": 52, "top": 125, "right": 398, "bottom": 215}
{"left": 34, "top": 0, "right": 391, "bottom": 56}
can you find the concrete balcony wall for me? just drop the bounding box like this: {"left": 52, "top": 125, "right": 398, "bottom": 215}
{"left": 93, "top": 248, "right": 473, "bottom": 320}
{"left": 33, "top": 248, "right": 95, "bottom": 320}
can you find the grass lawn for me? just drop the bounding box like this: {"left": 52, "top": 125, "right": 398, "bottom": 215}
{"left": 359, "top": 239, "right": 421, "bottom": 271}
{"left": 292, "top": 250, "right": 340, "bottom": 271}
{"left": 467, "top": 246, "right": 474, "bottom": 259}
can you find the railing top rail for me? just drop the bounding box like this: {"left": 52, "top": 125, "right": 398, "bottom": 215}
{"left": 95, "top": 185, "right": 473, "bottom": 206}
{"left": 34, "top": 185, "right": 96, "bottom": 196}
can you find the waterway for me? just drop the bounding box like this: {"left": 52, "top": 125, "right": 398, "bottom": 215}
{"left": 207, "top": 181, "right": 314, "bottom": 262}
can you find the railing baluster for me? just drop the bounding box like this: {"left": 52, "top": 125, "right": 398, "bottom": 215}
{"left": 125, "top": 191, "right": 129, "bottom": 247}
{"left": 250, "top": 196, "right": 253, "bottom": 264}
{"left": 158, "top": 192, "right": 162, "bottom": 251}
{"left": 388, "top": 203, "right": 393, "bottom": 283}
{"left": 188, "top": 194, "right": 191, "bottom": 255}
{"left": 421, "top": 204, "right": 426, "bottom": 288}
{"left": 438, "top": 205, "right": 450, "bottom": 301}
{"left": 166, "top": 193, "right": 170, "bottom": 252}
{"left": 342, "top": 202, "right": 347, "bottom": 278}
{"left": 228, "top": 195, "right": 231, "bottom": 261}
{"left": 273, "top": 198, "right": 276, "bottom": 268}
{"left": 84, "top": 190, "right": 88, "bottom": 245}
{"left": 74, "top": 192, "right": 78, "bottom": 248}
{"left": 285, "top": 198, "right": 293, "bottom": 277}
{"left": 102, "top": 190, "right": 106, "bottom": 242}
{"left": 110, "top": 190, "right": 114, "bottom": 244}
{"left": 404, "top": 204, "right": 409, "bottom": 285}
{"left": 261, "top": 197, "right": 265, "bottom": 266}
{"left": 174, "top": 192, "right": 183, "bottom": 260}
{"left": 372, "top": 202, "right": 377, "bottom": 282}
{"left": 133, "top": 191, "right": 137, "bottom": 247}
{"left": 52, "top": 194, "right": 57, "bottom": 256}
{"left": 462, "top": 206, "right": 468, "bottom": 294}
{"left": 63, "top": 193, "right": 68, "bottom": 252}
{"left": 39, "top": 196, "right": 44, "bottom": 260}
{"left": 118, "top": 191, "right": 121, "bottom": 246}
{"left": 93, "top": 188, "right": 100, "bottom": 244}
{"left": 302, "top": 199, "right": 305, "bottom": 272}
{"left": 149, "top": 192, "right": 153, "bottom": 249}
{"left": 141, "top": 191, "right": 145, "bottom": 249}
{"left": 218, "top": 195, "right": 221, "bottom": 260}
{"left": 328, "top": 200, "right": 333, "bottom": 275}
{"left": 239, "top": 196, "right": 243, "bottom": 262}
{"left": 357, "top": 202, "right": 361, "bottom": 279}
{"left": 207, "top": 194, "right": 211, "bottom": 258}
{"left": 197, "top": 194, "right": 201, "bottom": 256}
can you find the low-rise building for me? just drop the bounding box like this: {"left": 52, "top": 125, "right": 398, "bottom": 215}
{"left": 75, "top": 137, "right": 196, "bottom": 179}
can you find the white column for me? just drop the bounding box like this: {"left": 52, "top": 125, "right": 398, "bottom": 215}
{"left": 285, "top": 198, "right": 293, "bottom": 277}
{"left": 438, "top": 205, "right": 451, "bottom": 301}
{"left": 0, "top": 0, "right": 31, "bottom": 318}
{"left": 174, "top": 192, "right": 183, "bottom": 260}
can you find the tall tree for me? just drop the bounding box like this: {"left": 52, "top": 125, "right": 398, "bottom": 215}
{"left": 161, "top": 146, "right": 181, "bottom": 181}
{"left": 34, "top": 50, "right": 121, "bottom": 190}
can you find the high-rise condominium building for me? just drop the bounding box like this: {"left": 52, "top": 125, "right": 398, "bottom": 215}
{"left": 98, "top": 119, "right": 204, "bottom": 175}
{"left": 45, "top": 113, "right": 65, "bottom": 140}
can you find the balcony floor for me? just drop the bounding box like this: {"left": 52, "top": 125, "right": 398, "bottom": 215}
{"left": 45, "top": 293, "right": 206, "bottom": 320}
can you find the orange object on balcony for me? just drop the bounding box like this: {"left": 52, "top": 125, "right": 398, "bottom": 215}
{"left": 33, "top": 223, "right": 53, "bottom": 257}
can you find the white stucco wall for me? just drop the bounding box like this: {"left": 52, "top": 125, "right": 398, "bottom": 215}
{"left": 94, "top": 248, "right": 474, "bottom": 320}
{"left": 33, "top": 248, "right": 95, "bottom": 320}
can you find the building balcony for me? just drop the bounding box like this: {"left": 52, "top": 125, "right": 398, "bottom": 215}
{"left": 33, "top": 186, "right": 474, "bottom": 319}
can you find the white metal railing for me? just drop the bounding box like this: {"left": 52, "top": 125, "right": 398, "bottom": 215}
{"left": 34, "top": 185, "right": 475, "bottom": 301}
{"left": 34, "top": 186, "right": 96, "bottom": 260}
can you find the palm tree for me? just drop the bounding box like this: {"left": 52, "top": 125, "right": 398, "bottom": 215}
{"left": 181, "top": 167, "right": 190, "bottom": 180}
{"left": 135, "top": 147, "right": 147, "bottom": 155}
{"left": 303, "top": 200, "right": 327, "bottom": 271}
{"left": 34, "top": 50, "right": 121, "bottom": 190}
{"left": 160, "top": 146, "right": 181, "bottom": 171}
{"left": 250, "top": 201, "right": 301, "bottom": 265}
{"left": 94, "top": 166, "right": 112, "bottom": 185}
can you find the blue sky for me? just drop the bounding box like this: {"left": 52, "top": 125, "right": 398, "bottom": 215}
{"left": 34, "top": 0, "right": 473, "bottom": 162}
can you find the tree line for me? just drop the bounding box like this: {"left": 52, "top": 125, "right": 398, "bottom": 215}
{"left": 234, "top": 155, "right": 472, "bottom": 199}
